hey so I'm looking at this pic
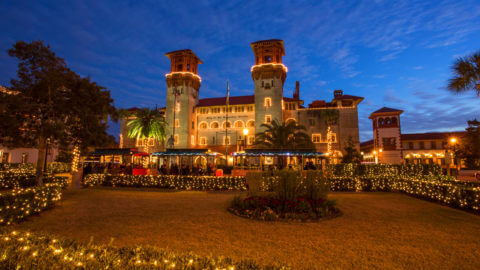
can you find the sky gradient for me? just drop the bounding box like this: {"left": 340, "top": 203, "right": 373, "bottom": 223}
{"left": 1, "top": 0, "right": 479, "bottom": 141}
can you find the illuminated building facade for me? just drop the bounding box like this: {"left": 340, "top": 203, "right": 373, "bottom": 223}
{"left": 361, "top": 107, "right": 466, "bottom": 167}
{"left": 121, "top": 40, "right": 364, "bottom": 160}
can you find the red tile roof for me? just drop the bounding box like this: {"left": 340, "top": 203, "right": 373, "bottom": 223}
{"left": 372, "top": 107, "right": 403, "bottom": 114}
{"left": 401, "top": 131, "right": 466, "bottom": 141}
{"left": 333, "top": 94, "right": 364, "bottom": 100}
{"left": 360, "top": 139, "right": 373, "bottom": 147}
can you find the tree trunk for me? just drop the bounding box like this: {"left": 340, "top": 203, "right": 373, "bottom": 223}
{"left": 36, "top": 137, "right": 46, "bottom": 185}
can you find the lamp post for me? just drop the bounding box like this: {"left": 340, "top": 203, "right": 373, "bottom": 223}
{"left": 449, "top": 137, "right": 458, "bottom": 175}
{"left": 242, "top": 128, "right": 249, "bottom": 151}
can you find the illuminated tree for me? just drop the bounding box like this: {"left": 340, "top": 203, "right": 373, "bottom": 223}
{"left": 447, "top": 50, "right": 480, "bottom": 96}
{"left": 0, "top": 41, "right": 117, "bottom": 184}
{"left": 123, "top": 108, "right": 166, "bottom": 153}
{"left": 255, "top": 120, "right": 314, "bottom": 150}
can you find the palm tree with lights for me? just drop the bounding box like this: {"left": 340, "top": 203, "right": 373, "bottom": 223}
{"left": 124, "top": 108, "right": 167, "bottom": 153}
{"left": 254, "top": 120, "right": 314, "bottom": 150}
{"left": 447, "top": 51, "right": 480, "bottom": 97}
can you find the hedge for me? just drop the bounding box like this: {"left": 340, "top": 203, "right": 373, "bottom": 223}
{"left": 326, "top": 163, "right": 444, "bottom": 177}
{"left": 0, "top": 162, "right": 71, "bottom": 174}
{"left": 0, "top": 230, "right": 288, "bottom": 270}
{"left": 0, "top": 183, "right": 63, "bottom": 225}
{"left": 83, "top": 174, "right": 247, "bottom": 191}
{"left": 0, "top": 174, "right": 69, "bottom": 190}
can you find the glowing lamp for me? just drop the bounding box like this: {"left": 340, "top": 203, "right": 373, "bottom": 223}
{"left": 243, "top": 128, "right": 249, "bottom": 136}
{"left": 450, "top": 138, "right": 457, "bottom": 144}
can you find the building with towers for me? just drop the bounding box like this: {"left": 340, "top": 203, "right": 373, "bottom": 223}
{"left": 120, "top": 39, "right": 364, "bottom": 163}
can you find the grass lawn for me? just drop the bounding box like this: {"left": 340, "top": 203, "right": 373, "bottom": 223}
{"left": 13, "top": 188, "right": 480, "bottom": 269}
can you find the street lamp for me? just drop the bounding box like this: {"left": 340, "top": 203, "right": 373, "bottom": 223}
{"left": 449, "top": 137, "right": 458, "bottom": 173}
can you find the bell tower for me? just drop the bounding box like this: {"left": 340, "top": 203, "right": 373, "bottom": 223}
{"left": 165, "top": 49, "right": 202, "bottom": 149}
{"left": 251, "top": 39, "right": 287, "bottom": 133}
{"left": 369, "top": 107, "right": 403, "bottom": 164}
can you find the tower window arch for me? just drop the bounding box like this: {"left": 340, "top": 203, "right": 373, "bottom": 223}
{"left": 234, "top": 120, "right": 244, "bottom": 128}
{"left": 246, "top": 120, "right": 255, "bottom": 127}
{"left": 378, "top": 118, "right": 384, "bottom": 126}
{"left": 222, "top": 121, "right": 232, "bottom": 129}
{"left": 392, "top": 117, "right": 397, "bottom": 125}
{"left": 385, "top": 118, "right": 391, "bottom": 125}
{"left": 199, "top": 122, "right": 208, "bottom": 129}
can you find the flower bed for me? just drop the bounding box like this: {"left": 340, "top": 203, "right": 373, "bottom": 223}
{"left": 0, "top": 174, "right": 69, "bottom": 190}
{"left": 0, "top": 230, "right": 288, "bottom": 269}
{"left": 82, "top": 174, "right": 247, "bottom": 191}
{"left": 229, "top": 196, "right": 340, "bottom": 222}
{"left": 0, "top": 184, "right": 63, "bottom": 225}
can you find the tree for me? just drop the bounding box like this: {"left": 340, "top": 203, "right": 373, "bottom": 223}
{"left": 254, "top": 120, "right": 314, "bottom": 150}
{"left": 320, "top": 109, "right": 339, "bottom": 155}
{"left": 122, "top": 108, "right": 167, "bottom": 153}
{"left": 342, "top": 136, "right": 362, "bottom": 164}
{"left": 455, "top": 120, "right": 480, "bottom": 169}
{"left": 0, "top": 41, "right": 117, "bottom": 184}
{"left": 447, "top": 51, "right": 480, "bottom": 97}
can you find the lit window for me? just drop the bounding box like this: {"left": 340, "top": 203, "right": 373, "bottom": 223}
{"left": 223, "top": 136, "right": 231, "bottom": 145}
{"left": 148, "top": 138, "right": 154, "bottom": 146}
{"left": 234, "top": 121, "right": 244, "bottom": 128}
{"left": 174, "top": 119, "right": 179, "bottom": 128}
{"left": 312, "top": 134, "right": 321, "bottom": 143}
{"left": 174, "top": 134, "right": 179, "bottom": 145}
{"left": 264, "top": 97, "right": 272, "bottom": 108}
{"left": 223, "top": 121, "right": 232, "bottom": 129}
{"left": 247, "top": 120, "right": 255, "bottom": 127}
{"left": 136, "top": 138, "right": 144, "bottom": 146}
{"left": 329, "top": 133, "right": 337, "bottom": 143}
{"left": 191, "top": 135, "right": 195, "bottom": 145}
{"left": 199, "top": 122, "right": 208, "bottom": 129}
{"left": 247, "top": 136, "right": 255, "bottom": 145}
{"left": 211, "top": 122, "right": 219, "bottom": 128}
{"left": 200, "top": 137, "right": 207, "bottom": 145}
{"left": 265, "top": 115, "right": 272, "bottom": 124}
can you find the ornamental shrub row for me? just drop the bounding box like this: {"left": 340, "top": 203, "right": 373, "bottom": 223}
{"left": 326, "top": 163, "right": 444, "bottom": 178}
{"left": 0, "top": 230, "right": 288, "bottom": 270}
{"left": 0, "top": 184, "right": 63, "bottom": 225}
{"left": 0, "top": 174, "right": 69, "bottom": 190}
{"left": 82, "top": 174, "right": 247, "bottom": 191}
{"left": 0, "top": 162, "right": 71, "bottom": 174}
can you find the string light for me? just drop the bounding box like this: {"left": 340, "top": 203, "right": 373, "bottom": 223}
{"left": 71, "top": 145, "right": 80, "bottom": 172}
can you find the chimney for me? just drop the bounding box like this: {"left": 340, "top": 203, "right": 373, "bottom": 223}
{"left": 293, "top": 81, "right": 300, "bottom": 99}
{"left": 334, "top": 89, "right": 343, "bottom": 98}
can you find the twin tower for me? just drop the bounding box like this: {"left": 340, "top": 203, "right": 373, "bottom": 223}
{"left": 165, "top": 39, "right": 287, "bottom": 149}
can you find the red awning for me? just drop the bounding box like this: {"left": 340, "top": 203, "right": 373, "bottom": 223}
{"left": 134, "top": 152, "right": 150, "bottom": 156}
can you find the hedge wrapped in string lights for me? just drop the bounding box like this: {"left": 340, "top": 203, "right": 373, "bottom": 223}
{"left": 0, "top": 183, "right": 63, "bottom": 225}
{"left": 83, "top": 174, "right": 247, "bottom": 191}
{"left": 0, "top": 174, "right": 69, "bottom": 190}
{"left": 0, "top": 230, "right": 289, "bottom": 270}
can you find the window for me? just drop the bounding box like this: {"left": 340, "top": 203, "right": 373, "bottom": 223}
{"left": 264, "top": 56, "right": 272, "bottom": 63}
{"left": 309, "top": 119, "right": 315, "bottom": 126}
{"left": 271, "top": 80, "right": 274, "bottom": 87}
{"left": 136, "top": 138, "right": 144, "bottom": 146}
{"left": 265, "top": 115, "right": 272, "bottom": 124}
{"left": 177, "top": 64, "right": 183, "bottom": 71}
{"left": 187, "top": 64, "right": 190, "bottom": 71}
{"left": 247, "top": 106, "right": 254, "bottom": 112}
{"left": 174, "top": 134, "right": 179, "bottom": 145}
{"left": 199, "top": 122, "right": 208, "bottom": 129}
{"left": 223, "top": 136, "right": 231, "bottom": 145}
{"left": 192, "top": 121, "right": 195, "bottom": 129}
{"left": 234, "top": 121, "right": 244, "bottom": 128}
{"left": 329, "top": 134, "right": 337, "bottom": 143}
{"left": 247, "top": 136, "right": 255, "bottom": 145}
{"left": 276, "top": 55, "right": 279, "bottom": 62}
{"left": 21, "top": 153, "right": 28, "bottom": 163}
{"left": 264, "top": 97, "right": 272, "bottom": 108}
{"left": 409, "top": 142, "right": 414, "bottom": 149}
{"left": 312, "top": 134, "right": 321, "bottom": 143}
{"left": 247, "top": 120, "right": 255, "bottom": 127}
{"left": 262, "top": 81, "right": 264, "bottom": 87}
{"left": 191, "top": 135, "right": 195, "bottom": 145}
{"left": 419, "top": 141, "right": 425, "bottom": 149}
{"left": 222, "top": 121, "right": 232, "bottom": 129}
{"left": 174, "top": 119, "right": 179, "bottom": 128}
{"left": 211, "top": 122, "right": 219, "bottom": 128}
{"left": 148, "top": 138, "right": 154, "bottom": 146}
{"left": 431, "top": 141, "right": 436, "bottom": 149}
{"left": 200, "top": 137, "right": 207, "bottom": 145}
{"left": 382, "top": 137, "right": 396, "bottom": 150}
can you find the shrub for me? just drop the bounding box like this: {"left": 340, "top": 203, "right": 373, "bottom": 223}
{"left": 274, "top": 170, "right": 301, "bottom": 202}
{"left": 0, "top": 184, "right": 63, "bottom": 225}
{"left": 0, "top": 230, "right": 288, "bottom": 269}
{"left": 302, "top": 170, "right": 329, "bottom": 201}
{"left": 0, "top": 174, "right": 69, "bottom": 190}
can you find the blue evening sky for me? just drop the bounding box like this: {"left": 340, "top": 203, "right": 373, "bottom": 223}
{"left": 1, "top": 0, "right": 479, "bottom": 141}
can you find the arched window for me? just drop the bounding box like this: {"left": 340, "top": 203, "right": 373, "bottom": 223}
{"left": 385, "top": 118, "right": 391, "bottom": 125}
{"left": 391, "top": 117, "right": 397, "bottom": 125}
{"left": 199, "top": 122, "right": 208, "bottom": 129}
{"left": 378, "top": 118, "right": 384, "bottom": 126}
{"left": 246, "top": 120, "right": 255, "bottom": 128}
{"left": 222, "top": 121, "right": 232, "bottom": 129}
{"left": 286, "top": 118, "right": 296, "bottom": 126}
{"left": 210, "top": 122, "right": 219, "bottom": 129}
{"left": 234, "top": 120, "right": 244, "bottom": 128}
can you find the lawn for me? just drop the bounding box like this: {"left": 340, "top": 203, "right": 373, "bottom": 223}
{"left": 13, "top": 188, "right": 480, "bottom": 269}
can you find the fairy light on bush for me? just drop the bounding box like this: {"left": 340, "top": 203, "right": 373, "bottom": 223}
{"left": 71, "top": 145, "right": 80, "bottom": 172}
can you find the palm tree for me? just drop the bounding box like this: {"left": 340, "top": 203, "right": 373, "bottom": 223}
{"left": 255, "top": 120, "right": 314, "bottom": 150}
{"left": 447, "top": 51, "right": 480, "bottom": 97}
{"left": 123, "top": 108, "right": 167, "bottom": 153}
